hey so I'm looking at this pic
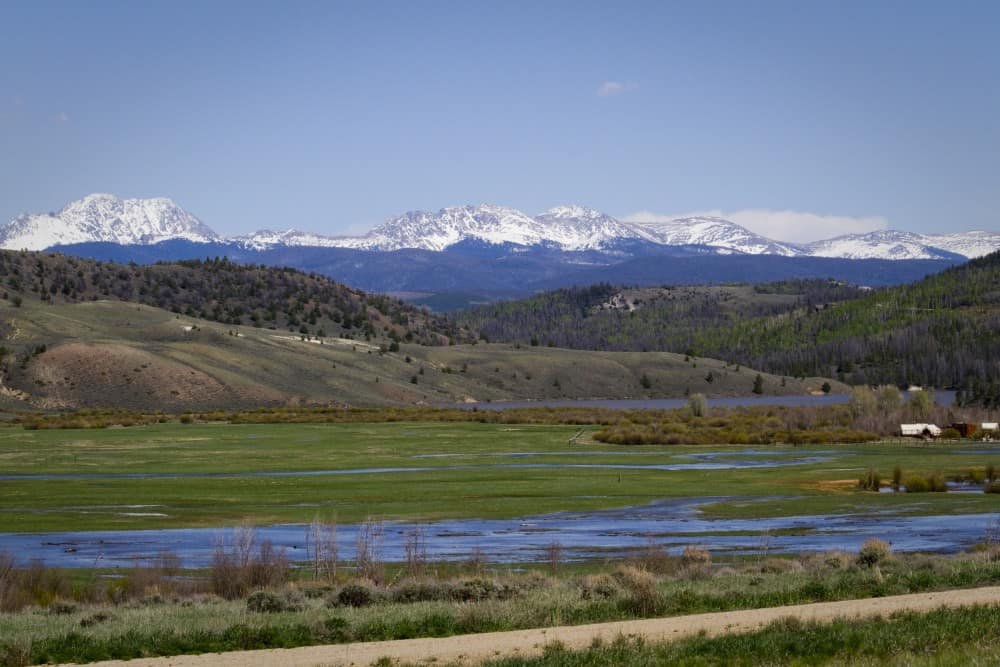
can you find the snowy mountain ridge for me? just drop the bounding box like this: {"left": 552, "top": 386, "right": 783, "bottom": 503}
{"left": 2, "top": 194, "right": 997, "bottom": 260}
{"left": 635, "top": 216, "right": 806, "bottom": 257}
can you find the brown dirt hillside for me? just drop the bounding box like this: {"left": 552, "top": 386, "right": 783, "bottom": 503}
{"left": 21, "top": 342, "right": 285, "bottom": 410}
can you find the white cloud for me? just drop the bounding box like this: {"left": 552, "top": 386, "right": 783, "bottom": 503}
{"left": 596, "top": 81, "right": 637, "bottom": 97}
{"left": 55, "top": 112, "right": 69, "bottom": 123}
{"left": 623, "top": 209, "right": 889, "bottom": 243}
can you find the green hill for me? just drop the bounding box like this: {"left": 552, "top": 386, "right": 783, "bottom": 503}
{"left": 457, "top": 253, "right": 1000, "bottom": 405}
{"left": 0, "top": 250, "right": 850, "bottom": 411}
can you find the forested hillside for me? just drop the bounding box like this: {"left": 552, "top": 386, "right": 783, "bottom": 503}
{"left": 691, "top": 251, "right": 1000, "bottom": 404}
{"left": 457, "top": 255, "right": 1000, "bottom": 406}
{"left": 457, "top": 280, "right": 868, "bottom": 352}
{"left": 0, "top": 251, "right": 470, "bottom": 345}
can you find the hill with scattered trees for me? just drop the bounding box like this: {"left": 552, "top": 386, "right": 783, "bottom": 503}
{"left": 0, "top": 251, "right": 470, "bottom": 345}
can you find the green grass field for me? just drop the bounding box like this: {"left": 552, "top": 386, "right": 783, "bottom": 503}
{"left": 1, "top": 421, "right": 999, "bottom": 533}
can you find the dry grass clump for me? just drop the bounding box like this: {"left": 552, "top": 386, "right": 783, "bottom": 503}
{"left": 632, "top": 541, "right": 675, "bottom": 574}
{"left": 797, "top": 551, "right": 852, "bottom": 571}
{"left": 759, "top": 558, "right": 803, "bottom": 574}
{"left": 578, "top": 573, "right": 621, "bottom": 600}
{"left": 856, "top": 539, "right": 892, "bottom": 568}
{"left": 613, "top": 565, "right": 660, "bottom": 615}
{"left": 676, "top": 546, "right": 713, "bottom": 579}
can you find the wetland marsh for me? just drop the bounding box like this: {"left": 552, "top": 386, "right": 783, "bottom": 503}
{"left": 2, "top": 421, "right": 999, "bottom": 567}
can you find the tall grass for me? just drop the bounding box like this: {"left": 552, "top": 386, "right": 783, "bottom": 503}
{"left": 7, "top": 548, "right": 1000, "bottom": 665}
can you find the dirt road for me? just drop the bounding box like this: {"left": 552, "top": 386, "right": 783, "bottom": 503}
{"left": 62, "top": 585, "right": 1000, "bottom": 667}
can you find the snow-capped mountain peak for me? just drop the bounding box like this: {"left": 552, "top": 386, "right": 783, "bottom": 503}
{"left": 634, "top": 216, "right": 806, "bottom": 256}
{"left": 0, "top": 194, "right": 218, "bottom": 250}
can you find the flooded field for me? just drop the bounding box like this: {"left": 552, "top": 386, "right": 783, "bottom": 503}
{"left": 1, "top": 420, "right": 997, "bottom": 567}
{"left": 3, "top": 498, "right": 997, "bottom": 568}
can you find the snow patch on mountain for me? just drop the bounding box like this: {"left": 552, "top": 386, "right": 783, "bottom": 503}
{"left": 0, "top": 194, "right": 218, "bottom": 251}
{"left": 232, "top": 229, "right": 355, "bottom": 251}
{"left": 923, "top": 231, "right": 1000, "bottom": 259}
{"left": 803, "top": 230, "right": 963, "bottom": 260}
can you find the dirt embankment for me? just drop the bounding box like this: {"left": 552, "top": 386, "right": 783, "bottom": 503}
{"left": 60, "top": 586, "right": 1000, "bottom": 667}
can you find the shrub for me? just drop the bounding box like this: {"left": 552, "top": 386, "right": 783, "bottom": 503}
{"left": 210, "top": 528, "right": 289, "bottom": 599}
{"left": 759, "top": 558, "right": 802, "bottom": 574}
{"left": 453, "top": 578, "right": 516, "bottom": 602}
{"left": 355, "top": 519, "right": 385, "bottom": 585}
{"left": 985, "top": 481, "right": 1000, "bottom": 494}
{"left": 390, "top": 580, "right": 454, "bottom": 604}
{"left": 48, "top": 599, "right": 78, "bottom": 615}
{"left": 0, "top": 640, "right": 30, "bottom": 667}
{"left": 579, "top": 574, "right": 620, "bottom": 600}
{"left": 822, "top": 551, "right": 852, "bottom": 570}
{"left": 246, "top": 590, "right": 286, "bottom": 614}
{"left": 79, "top": 611, "right": 113, "bottom": 627}
{"left": 927, "top": 472, "right": 948, "bottom": 492}
{"left": 544, "top": 541, "right": 563, "bottom": 572}
{"left": 687, "top": 393, "right": 708, "bottom": 418}
{"left": 856, "top": 539, "right": 891, "bottom": 567}
{"left": 906, "top": 473, "right": 947, "bottom": 493}
{"left": 336, "top": 583, "right": 378, "bottom": 607}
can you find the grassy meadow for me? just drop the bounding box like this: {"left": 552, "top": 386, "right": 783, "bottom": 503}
{"left": 1, "top": 420, "right": 999, "bottom": 532}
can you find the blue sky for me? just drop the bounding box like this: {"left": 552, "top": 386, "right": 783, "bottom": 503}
{"left": 1, "top": 0, "right": 997, "bottom": 241}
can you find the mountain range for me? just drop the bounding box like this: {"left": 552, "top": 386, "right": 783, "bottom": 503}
{"left": 3, "top": 194, "right": 997, "bottom": 261}
{"left": 0, "top": 194, "right": 990, "bottom": 302}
